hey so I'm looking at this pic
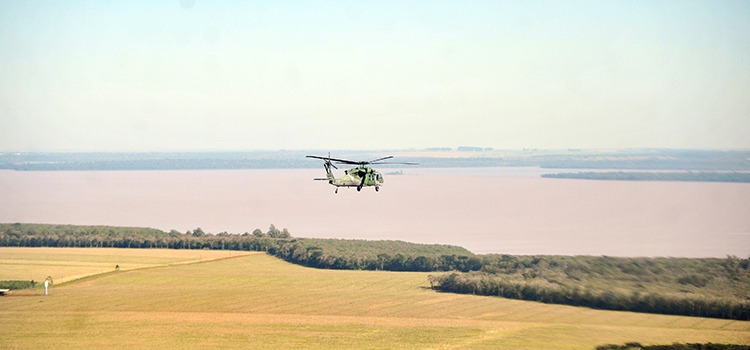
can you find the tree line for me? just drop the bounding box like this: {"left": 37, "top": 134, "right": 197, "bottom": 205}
{"left": 0, "top": 223, "right": 293, "bottom": 250}
{"left": 0, "top": 223, "right": 481, "bottom": 272}
{"left": 272, "top": 240, "right": 481, "bottom": 272}
{"left": 430, "top": 272, "right": 749, "bottom": 320}
{"left": 428, "top": 254, "right": 750, "bottom": 321}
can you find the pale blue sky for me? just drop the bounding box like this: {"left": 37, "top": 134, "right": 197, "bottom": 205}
{"left": 1, "top": 0, "right": 748, "bottom": 151}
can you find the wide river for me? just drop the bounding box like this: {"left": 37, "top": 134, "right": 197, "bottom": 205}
{"left": 1, "top": 168, "right": 748, "bottom": 257}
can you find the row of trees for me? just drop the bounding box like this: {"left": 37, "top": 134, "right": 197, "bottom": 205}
{"left": 0, "top": 223, "right": 481, "bottom": 272}
{"left": 429, "top": 272, "right": 750, "bottom": 320}
{"left": 271, "top": 240, "right": 481, "bottom": 272}
{"left": 0, "top": 224, "right": 293, "bottom": 251}
{"left": 427, "top": 253, "right": 750, "bottom": 321}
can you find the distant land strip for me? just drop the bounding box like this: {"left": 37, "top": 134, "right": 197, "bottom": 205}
{"left": 542, "top": 171, "right": 750, "bottom": 183}
{"left": 2, "top": 149, "right": 750, "bottom": 171}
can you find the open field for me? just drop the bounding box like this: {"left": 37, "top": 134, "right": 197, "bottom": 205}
{"left": 1, "top": 248, "right": 748, "bottom": 349}
{"left": 0, "top": 247, "right": 250, "bottom": 283}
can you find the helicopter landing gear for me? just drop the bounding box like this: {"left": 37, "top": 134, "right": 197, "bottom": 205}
{"left": 375, "top": 186, "right": 379, "bottom": 192}
{"left": 335, "top": 188, "right": 339, "bottom": 194}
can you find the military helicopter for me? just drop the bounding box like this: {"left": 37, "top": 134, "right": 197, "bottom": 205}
{"left": 306, "top": 154, "right": 417, "bottom": 193}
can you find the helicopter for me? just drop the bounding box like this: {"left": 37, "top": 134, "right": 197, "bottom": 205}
{"left": 306, "top": 154, "right": 417, "bottom": 193}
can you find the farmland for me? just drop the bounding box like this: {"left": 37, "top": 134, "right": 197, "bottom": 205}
{"left": 1, "top": 248, "right": 748, "bottom": 349}
{"left": 0, "top": 247, "right": 249, "bottom": 283}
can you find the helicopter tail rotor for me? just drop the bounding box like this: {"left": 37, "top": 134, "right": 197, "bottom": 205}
{"left": 327, "top": 153, "right": 338, "bottom": 170}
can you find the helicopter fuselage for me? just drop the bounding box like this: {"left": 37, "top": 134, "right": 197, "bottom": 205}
{"left": 326, "top": 164, "right": 383, "bottom": 192}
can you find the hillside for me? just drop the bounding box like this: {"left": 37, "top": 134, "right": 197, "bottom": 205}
{"left": 1, "top": 248, "right": 748, "bottom": 349}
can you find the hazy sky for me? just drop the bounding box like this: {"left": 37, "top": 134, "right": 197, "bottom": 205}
{"left": 1, "top": 1, "right": 748, "bottom": 151}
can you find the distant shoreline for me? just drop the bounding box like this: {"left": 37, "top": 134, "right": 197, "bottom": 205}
{"left": 542, "top": 171, "right": 750, "bottom": 183}
{"left": 2, "top": 149, "right": 749, "bottom": 171}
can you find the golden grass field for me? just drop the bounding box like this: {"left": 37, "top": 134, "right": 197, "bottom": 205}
{"left": 1, "top": 248, "right": 748, "bottom": 349}
{"left": 0, "top": 247, "right": 248, "bottom": 283}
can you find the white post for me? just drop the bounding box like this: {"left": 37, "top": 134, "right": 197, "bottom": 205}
{"left": 44, "top": 280, "right": 49, "bottom": 296}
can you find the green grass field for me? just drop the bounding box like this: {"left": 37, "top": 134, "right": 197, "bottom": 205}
{"left": 1, "top": 248, "right": 748, "bottom": 349}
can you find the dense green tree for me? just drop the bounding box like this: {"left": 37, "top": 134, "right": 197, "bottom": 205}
{"left": 192, "top": 228, "right": 205, "bottom": 237}
{"left": 279, "top": 228, "right": 291, "bottom": 239}
{"left": 267, "top": 225, "right": 280, "bottom": 238}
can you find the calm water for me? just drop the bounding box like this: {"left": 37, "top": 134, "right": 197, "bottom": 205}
{"left": 1, "top": 168, "right": 748, "bottom": 257}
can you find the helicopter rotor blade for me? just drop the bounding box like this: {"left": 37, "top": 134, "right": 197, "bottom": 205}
{"left": 306, "top": 155, "right": 343, "bottom": 168}
{"left": 368, "top": 156, "right": 394, "bottom": 164}
{"left": 333, "top": 159, "right": 367, "bottom": 166}
{"left": 307, "top": 155, "right": 362, "bottom": 165}
{"left": 370, "top": 161, "right": 419, "bottom": 165}
{"left": 307, "top": 154, "right": 417, "bottom": 167}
